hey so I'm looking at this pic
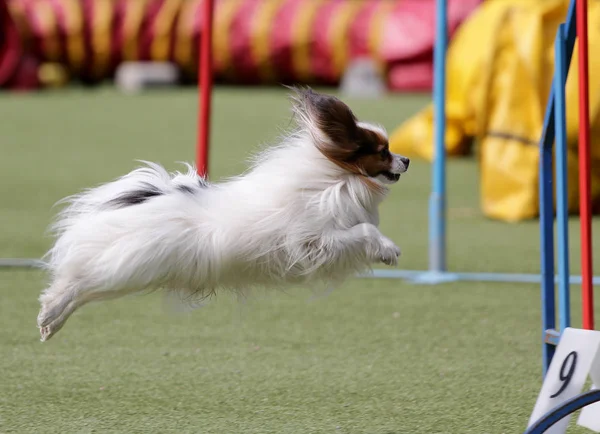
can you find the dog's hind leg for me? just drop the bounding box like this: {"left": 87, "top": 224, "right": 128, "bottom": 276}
{"left": 38, "top": 297, "right": 81, "bottom": 342}
{"left": 38, "top": 280, "right": 142, "bottom": 341}
{"left": 38, "top": 281, "right": 73, "bottom": 327}
{"left": 37, "top": 279, "right": 81, "bottom": 341}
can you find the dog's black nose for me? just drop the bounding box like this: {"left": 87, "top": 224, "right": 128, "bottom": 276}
{"left": 400, "top": 157, "right": 410, "bottom": 169}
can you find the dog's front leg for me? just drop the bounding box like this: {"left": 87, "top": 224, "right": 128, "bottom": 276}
{"left": 330, "top": 223, "right": 400, "bottom": 266}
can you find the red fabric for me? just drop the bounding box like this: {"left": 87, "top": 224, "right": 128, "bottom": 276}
{"left": 269, "top": 0, "right": 302, "bottom": 83}
{"left": 382, "top": 0, "right": 482, "bottom": 91}
{"left": 138, "top": 1, "right": 164, "bottom": 64}
{"left": 0, "top": 1, "right": 20, "bottom": 85}
{"left": 309, "top": 0, "right": 344, "bottom": 84}
{"left": 0, "top": 1, "right": 41, "bottom": 90}
{"left": 388, "top": 58, "right": 434, "bottom": 92}
{"left": 348, "top": 2, "right": 380, "bottom": 60}
{"left": 109, "top": 0, "right": 126, "bottom": 73}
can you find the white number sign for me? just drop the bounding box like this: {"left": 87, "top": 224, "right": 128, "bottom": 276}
{"left": 577, "top": 352, "right": 600, "bottom": 431}
{"left": 528, "top": 328, "right": 600, "bottom": 433}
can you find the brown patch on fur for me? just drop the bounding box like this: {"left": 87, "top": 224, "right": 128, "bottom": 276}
{"left": 289, "top": 87, "right": 394, "bottom": 195}
{"left": 352, "top": 127, "right": 393, "bottom": 177}
{"left": 290, "top": 87, "right": 358, "bottom": 160}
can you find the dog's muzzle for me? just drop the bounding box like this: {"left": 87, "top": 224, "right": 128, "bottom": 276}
{"left": 378, "top": 155, "right": 410, "bottom": 184}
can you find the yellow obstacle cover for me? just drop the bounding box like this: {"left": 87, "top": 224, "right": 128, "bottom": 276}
{"left": 389, "top": 0, "right": 600, "bottom": 221}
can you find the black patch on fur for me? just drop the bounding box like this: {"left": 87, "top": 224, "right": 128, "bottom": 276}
{"left": 107, "top": 183, "right": 163, "bottom": 208}
{"left": 177, "top": 184, "right": 196, "bottom": 194}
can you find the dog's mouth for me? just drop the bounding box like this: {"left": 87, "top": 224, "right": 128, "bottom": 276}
{"left": 381, "top": 171, "right": 401, "bottom": 182}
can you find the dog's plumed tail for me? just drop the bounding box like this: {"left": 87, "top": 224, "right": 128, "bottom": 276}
{"left": 49, "top": 162, "right": 204, "bottom": 234}
{"left": 38, "top": 162, "right": 209, "bottom": 341}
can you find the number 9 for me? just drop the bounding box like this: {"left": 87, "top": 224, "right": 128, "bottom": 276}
{"left": 550, "top": 351, "right": 578, "bottom": 399}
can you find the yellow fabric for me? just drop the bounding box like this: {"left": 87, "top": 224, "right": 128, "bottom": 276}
{"left": 251, "top": 0, "right": 285, "bottom": 82}
{"left": 212, "top": 0, "right": 239, "bottom": 81}
{"left": 91, "top": 0, "right": 112, "bottom": 79}
{"left": 151, "top": 0, "right": 183, "bottom": 62}
{"left": 122, "top": 0, "right": 147, "bottom": 61}
{"left": 35, "top": 2, "right": 60, "bottom": 62}
{"left": 328, "top": 0, "right": 364, "bottom": 77}
{"left": 389, "top": 0, "right": 600, "bottom": 221}
{"left": 174, "top": 0, "right": 198, "bottom": 77}
{"left": 291, "top": 0, "right": 321, "bottom": 82}
{"left": 62, "top": 0, "right": 84, "bottom": 73}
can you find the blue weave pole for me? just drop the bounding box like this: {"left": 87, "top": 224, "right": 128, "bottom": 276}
{"left": 540, "top": 0, "right": 578, "bottom": 376}
{"left": 554, "top": 24, "right": 571, "bottom": 335}
{"left": 524, "top": 389, "right": 600, "bottom": 434}
{"left": 540, "top": 79, "right": 557, "bottom": 374}
{"left": 428, "top": 0, "right": 448, "bottom": 275}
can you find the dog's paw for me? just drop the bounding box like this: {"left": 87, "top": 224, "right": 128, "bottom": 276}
{"left": 39, "top": 325, "right": 52, "bottom": 342}
{"left": 378, "top": 238, "right": 401, "bottom": 267}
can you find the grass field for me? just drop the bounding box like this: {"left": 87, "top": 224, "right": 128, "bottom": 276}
{"left": 1, "top": 87, "right": 599, "bottom": 434}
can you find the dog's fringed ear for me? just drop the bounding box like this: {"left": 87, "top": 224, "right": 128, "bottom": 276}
{"left": 289, "top": 87, "right": 359, "bottom": 158}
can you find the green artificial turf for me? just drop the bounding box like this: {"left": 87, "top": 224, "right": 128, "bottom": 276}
{"left": 0, "top": 87, "right": 599, "bottom": 433}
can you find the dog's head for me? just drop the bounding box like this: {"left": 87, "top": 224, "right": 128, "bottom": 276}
{"left": 290, "top": 87, "right": 409, "bottom": 185}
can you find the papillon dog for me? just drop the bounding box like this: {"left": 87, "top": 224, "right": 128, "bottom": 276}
{"left": 37, "top": 87, "right": 409, "bottom": 341}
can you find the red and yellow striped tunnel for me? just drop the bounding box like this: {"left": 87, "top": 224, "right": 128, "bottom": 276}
{"left": 1, "top": 0, "right": 481, "bottom": 90}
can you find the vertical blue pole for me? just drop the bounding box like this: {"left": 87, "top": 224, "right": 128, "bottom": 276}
{"left": 429, "top": 0, "right": 447, "bottom": 273}
{"left": 540, "top": 139, "right": 556, "bottom": 376}
{"left": 554, "top": 24, "right": 571, "bottom": 334}
{"left": 540, "top": 66, "right": 557, "bottom": 378}
{"left": 538, "top": 0, "right": 577, "bottom": 377}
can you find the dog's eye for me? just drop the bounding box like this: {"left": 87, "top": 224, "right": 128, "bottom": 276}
{"left": 380, "top": 149, "right": 390, "bottom": 159}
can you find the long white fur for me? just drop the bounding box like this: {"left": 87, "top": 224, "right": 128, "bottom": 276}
{"left": 37, "top": 93, "right": 405, "bottom": 342}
